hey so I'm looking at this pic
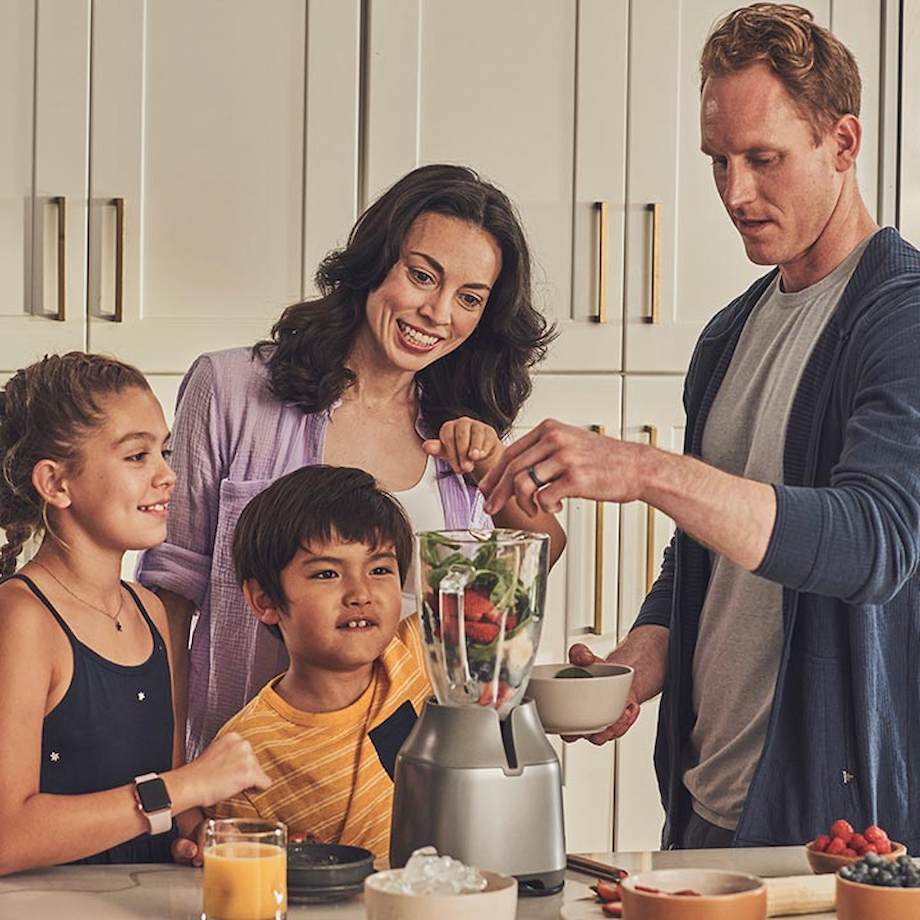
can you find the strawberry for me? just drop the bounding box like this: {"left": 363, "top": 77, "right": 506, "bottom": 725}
{"left": 674, "top": 889, "right": 701, "bottom": 896}
{"left": 592, "top": 881, "right": 621, "bottom": 902}
{"left": 842, "top": 848, "right": 858, "bottom": 858}
{"left": 849, "top": 833, "right": 868, "bottom": 851}
{"left": 601, "top": 903, "right": 623, "bottom": 918}
{"left": 464, "top": 620, "right": 500, "bottom": 643}
{"left": 826, "top": 836, "right": 847, "bottom": 855}
{"left": 861, "top": 844, "right": 878, "bottom": 855}
{"left": 875, "top": 838, "right": 893, "bottom": 855}
{"left": 812, "top": 835, "right": 831, "bottom": 852}
{"left": 863, "top": 825, "right": 889, "bottom": 845}
{"left": 830, "top": 820, "right": 854, "bottom": 844}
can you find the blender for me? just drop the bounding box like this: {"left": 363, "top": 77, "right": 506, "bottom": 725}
{"left": 389, "top": 529, "right": 566, "bottom": 896}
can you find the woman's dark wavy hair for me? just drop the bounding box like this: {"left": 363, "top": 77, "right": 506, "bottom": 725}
{"left": 253, "top": 164, "right": 555, "bottom": 436}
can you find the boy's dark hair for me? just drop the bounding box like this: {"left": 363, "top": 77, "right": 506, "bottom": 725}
{"left": 232, "top": 465, "right": 414, "bottom": 641}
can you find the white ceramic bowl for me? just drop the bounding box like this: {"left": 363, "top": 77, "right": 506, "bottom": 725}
{"left": 526, "top": 662, "right": 634, "bottom": 735}
{"left": 363, "top": 868, "right": 517, "bottom": 920}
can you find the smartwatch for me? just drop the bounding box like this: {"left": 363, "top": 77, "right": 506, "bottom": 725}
{"left": 134, "top": 773, "right": 173, "bottom": 835}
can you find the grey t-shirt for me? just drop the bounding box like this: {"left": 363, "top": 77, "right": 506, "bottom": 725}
{"left": 683, "top": 236, "right": 874, "bottom": 830}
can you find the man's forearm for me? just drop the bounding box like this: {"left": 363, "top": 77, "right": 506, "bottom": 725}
{"left": 641, "top": 447, "right": 776, "bottom": 572}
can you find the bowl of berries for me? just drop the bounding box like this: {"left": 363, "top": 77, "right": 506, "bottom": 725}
{"left": 836, "top": 852, "right": 920, "bottom": 919}
{"left": 806, "top": 819, "right": 906, "bottom": 874}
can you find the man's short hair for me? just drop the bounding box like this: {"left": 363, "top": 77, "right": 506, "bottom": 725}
{"left": 700, "top": 3, "right": 861, "bottom": 143}
{"left": 232, "top": 465, "right": 414, "bottom": 641}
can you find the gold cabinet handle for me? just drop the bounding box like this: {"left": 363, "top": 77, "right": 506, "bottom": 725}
{"left": 647, "top": 202, "right": 661, "bottom": 324}
{"left": 109, "top": 197, "right": 125, "bottom": 322}
{"left": 643, "top": 425, "right": 659, "bottom": 594}
{"left": 590, "top": 424, "right": 606, "bottom": 634}
{"left": 51, "top": 196, "right": 66, "bottom": 321}
{"left": 594, "top": 200, "right": 609, "bottom": 324}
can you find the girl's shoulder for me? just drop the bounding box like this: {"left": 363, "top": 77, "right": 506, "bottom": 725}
{"left": 0, "top": 575, "right": 62, "bottom": 650}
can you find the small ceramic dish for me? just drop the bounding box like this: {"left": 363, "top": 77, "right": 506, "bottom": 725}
{"left": 619, "top": 869, "right": 767, "bottom": 919}
{"left": 805, "top": 839, "right": 907, "bottom": 874}
{"left": 836, "top": 872, "right": 920, "bottom": 919}
{"left": 363, "top": 868, "right": 517, "bottom": 920}
{"left": 526, "top": 662, "right": 633, "bottom": 735}
{"left": 286, "top": 842, "right": 374, "bottom": 902}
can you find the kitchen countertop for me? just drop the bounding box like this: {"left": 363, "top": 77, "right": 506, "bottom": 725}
{"left": 0, "top": 847, "right": 836, "bottom": 919}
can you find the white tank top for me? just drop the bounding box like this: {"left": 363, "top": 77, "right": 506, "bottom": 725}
{"left": 392, "top": 455, "right": 446, "bottom": 616}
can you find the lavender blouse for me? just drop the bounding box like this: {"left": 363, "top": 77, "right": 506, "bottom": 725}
{"left": 136, "top": 347, "right": 490, "bottom": 757}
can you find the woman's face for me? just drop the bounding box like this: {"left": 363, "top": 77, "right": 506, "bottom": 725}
{"left": 361, "top": 212, "right": 503, "bottom": 373}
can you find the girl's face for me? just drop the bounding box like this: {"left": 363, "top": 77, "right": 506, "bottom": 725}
{"left": 360, "top": 212, "right": 503, "bottom": 374}
{"left": 57, "top": 387, "right": 176, "bottom": 552}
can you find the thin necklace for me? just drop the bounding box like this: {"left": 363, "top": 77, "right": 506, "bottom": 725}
{"left": 31, "top": 561, "right": 126, "bottom": 632}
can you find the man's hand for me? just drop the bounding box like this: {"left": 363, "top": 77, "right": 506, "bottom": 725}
{"left": 479, "top": 419, "right": 645, "bottom": 516}
{"left": 423, "top": 417, "right": 503, "bottom": 483}
{"left": 559, "top": 644, "right": 641, "bottom": 746}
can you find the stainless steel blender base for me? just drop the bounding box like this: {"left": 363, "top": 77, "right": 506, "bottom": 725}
{"left": 390, "top": 699, "right": 566, "bottom": 895}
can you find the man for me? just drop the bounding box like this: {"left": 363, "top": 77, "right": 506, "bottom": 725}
{"left": 481, "top": 3, "right": 920, "bottom": 851}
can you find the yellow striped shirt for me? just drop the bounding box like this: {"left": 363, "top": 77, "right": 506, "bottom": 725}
{"left": 208, "top": 615, "right": 432, "bottom": 857}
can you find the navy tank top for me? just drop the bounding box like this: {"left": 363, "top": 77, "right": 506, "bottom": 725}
{"left": 11, "top": 573, "right": 177, "bottom": 863}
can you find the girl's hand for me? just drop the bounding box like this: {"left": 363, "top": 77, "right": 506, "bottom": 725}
{"left": 423, "top": 417, "right": 503, "bottom": 483}
{"left": 172, "top": 732, "right": 271, "bottom": 810}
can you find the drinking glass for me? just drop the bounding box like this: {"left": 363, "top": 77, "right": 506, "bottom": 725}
{"left": 201, "top": 819, "right": 287, "bottom": 920}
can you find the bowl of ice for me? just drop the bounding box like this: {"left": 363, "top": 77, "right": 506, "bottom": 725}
{"left": 364, "top": 847, "right": 517, "bottom": 920}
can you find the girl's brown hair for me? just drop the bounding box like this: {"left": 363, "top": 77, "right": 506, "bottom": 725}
{"left": 0, "top": 352, "right": 150, "bottom": 576}
{"left": 700, "top": 3, "right": 861, "bottom": 142}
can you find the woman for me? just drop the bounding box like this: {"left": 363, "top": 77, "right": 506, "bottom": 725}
{"left": 138, "top": 164, "right": 565, "bottom": 757}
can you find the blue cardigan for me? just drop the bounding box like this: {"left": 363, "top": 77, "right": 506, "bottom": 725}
{"left": 634, "top": 228, "right": 920, "bottom": 852}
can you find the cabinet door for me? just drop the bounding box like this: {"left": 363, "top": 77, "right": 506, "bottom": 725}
{"left": 516, "top": 373, "right": 622, "bottom": 853}
{"left": 615, "top": 375, "right": 685, "bottom": 851}
{"left": 87, "top": 0, "right": 360, "bottom": 372}
{"left": 624, "top": 1, "right": 831, "bottom": 373}
{"left": 902, "top": 0, "right": 920, "bottom": 245}
{"left": 364, "top": 0, "right": 627, "bottom": 372}
{"left": 0, "top": 0, "right": 88, "bottom": 367}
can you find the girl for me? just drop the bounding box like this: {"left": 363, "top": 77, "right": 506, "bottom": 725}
{"left": 0, "top": 352, "right": 270, "bottom": 875}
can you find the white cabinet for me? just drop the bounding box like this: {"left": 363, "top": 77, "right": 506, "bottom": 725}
{"left": 624, "top": 0, "right": 841, "bottom": 373}
{"left": 87, "top": 0, "right": 361, "bottom": 372}
{"left": 901, "top": 0, "right": 920, "bottom": 246}
{"left": 0, "top": 0, "right": 89, "bottom": 368}
{"left": 615, "top": 375, "right": 685, "bottom": 851}
{"left": 517, "top": 373, "right": 622, "bottom": 853}
{"left": 364, "top": 0, "right": 627, "bottom": 372}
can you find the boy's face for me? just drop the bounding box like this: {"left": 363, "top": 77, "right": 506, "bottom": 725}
{"left": 249, "top": 536, "right": 403, "bottom": 672}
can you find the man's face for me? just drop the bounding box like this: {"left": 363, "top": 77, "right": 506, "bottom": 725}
{"left": 701, "top": 63, "right": 844, "bottom": 272}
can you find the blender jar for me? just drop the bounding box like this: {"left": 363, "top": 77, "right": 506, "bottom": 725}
{"left": 415, "top": 528, "right": 549, "bottom": 718}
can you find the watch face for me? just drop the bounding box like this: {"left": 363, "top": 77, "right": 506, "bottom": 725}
{"left": 137, "top": 777, "right": 171, "bottom": 813}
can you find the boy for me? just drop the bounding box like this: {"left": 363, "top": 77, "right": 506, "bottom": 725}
{"left": 208, "top": 465, "right": 432, "bottom": 857}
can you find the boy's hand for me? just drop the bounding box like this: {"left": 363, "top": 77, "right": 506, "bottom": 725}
{"left": 423, "top": 417, "right": 503, "bottom": 483}
{"left": 171, "top": 813, "right": 206, "bottom": 867}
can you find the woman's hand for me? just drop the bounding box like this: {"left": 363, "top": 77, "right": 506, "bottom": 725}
{"left": 423, "top": 417, "right": 503, "bottom": 483}
{"left": 168, "top": 732, "right": 271, "bottom": 812}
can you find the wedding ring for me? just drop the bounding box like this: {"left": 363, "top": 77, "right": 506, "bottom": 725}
{"left": 527, "top": 464, "right": 547, "bottom": 488}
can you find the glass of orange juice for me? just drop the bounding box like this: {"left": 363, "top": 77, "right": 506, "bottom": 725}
{"left": 202, "top": 819, "right": 287, "bottom": 920}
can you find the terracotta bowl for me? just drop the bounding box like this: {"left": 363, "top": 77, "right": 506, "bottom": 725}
{"left": 526, "top": 663, "right": 633, "bottom": 735}
{"left": 805, "top": 839, "right": 907, "bottom": 874}
{"left": 363, "top": 868, "right": 516, "bottom": 920}
{"left": 836, "top": 873, "right": 920, "bottom": 920}
{"left": 620, "top": 869, "right": 766, "bottom": 919}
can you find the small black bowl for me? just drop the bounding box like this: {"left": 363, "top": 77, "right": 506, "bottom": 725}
{"left": 287, "top": 842, "right": 375, "bottom": 896}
